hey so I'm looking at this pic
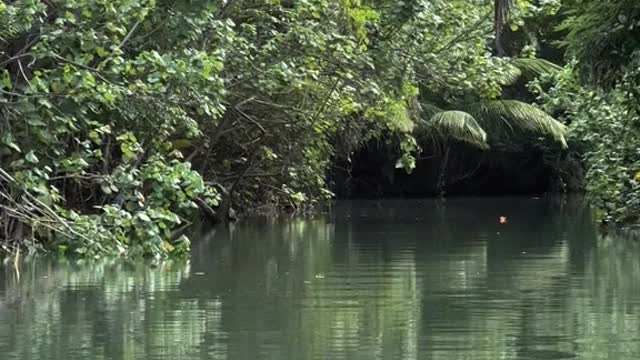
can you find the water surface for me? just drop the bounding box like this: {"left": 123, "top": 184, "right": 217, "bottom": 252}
{"left": 2, "top": 197, "right": 640, "bottom": 359}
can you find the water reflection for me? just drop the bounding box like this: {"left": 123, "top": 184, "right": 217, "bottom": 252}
{"left": 1, "top": 197, "right": 640, "bottom": 359}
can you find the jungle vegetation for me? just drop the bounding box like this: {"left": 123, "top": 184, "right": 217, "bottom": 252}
{"left": 0, "top": 0, "right": 638, "bottom": 258}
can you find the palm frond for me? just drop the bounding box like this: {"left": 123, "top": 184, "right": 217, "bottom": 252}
{"left": 430, "top": 111, "right": 489, "bottom": 149}
{"left": 471, "top": 100, "right": 568, "bottom": 148}
{"left": 500, "top": 58, "right": 562, "bottom": 86}
{"left": 510, "top": 58, "right": 563, "bottom": 78}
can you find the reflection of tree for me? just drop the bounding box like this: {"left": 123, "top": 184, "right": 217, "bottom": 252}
{"left": 0, "top": 259, "right": 213, "bottom": 360}
{"left": 1, "top": 198, "right": 640, "bottom": 360}
{"left": 568, "top": 235, "right": 640, "bottom": 359}
{"left": 188, "top": 218, "right": 423, "bottom": 360}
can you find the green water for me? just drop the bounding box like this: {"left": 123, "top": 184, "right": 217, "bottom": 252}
{"left": 1, "top": 198, "right": 640, "bottom": 360}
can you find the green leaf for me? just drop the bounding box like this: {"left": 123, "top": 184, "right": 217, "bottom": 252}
{"left": 138, "top": 213, "right": 151, "bottom": 222}
{"left": 100, "top": 183, "right": 113, "bottom": 194}
{"left": 429, "top": 111, "right": 489, "bottom": 149}
{"left": 1, "top": 134, "right": 21, "bottom": 153}
{"left": 1, "top": 70, "right": 12, "bottom": 90}
{"left": 96, "top": 47, "right": 108, "bottom": 57}
{"left": 25, "top": 151, "right": 39, "bottom": 164}
{"left": 470, "top": 100, "right": 568, "bottom": 148}
{"left": 509, "top": 58, "right": 563, "bottom": 79}
{"left": 161, "top": 240, "right": 175, "bottom": 253}
{"left": 291, "top": 192, "right": 307, "bottom": 203}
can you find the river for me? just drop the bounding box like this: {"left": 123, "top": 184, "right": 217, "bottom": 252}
{"left": 1, "top": 197, "right": 640, "bottom": 359}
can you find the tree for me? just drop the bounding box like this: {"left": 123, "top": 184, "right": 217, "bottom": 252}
{"left": 0, "top": 0, "right": 574, "bottom": 258}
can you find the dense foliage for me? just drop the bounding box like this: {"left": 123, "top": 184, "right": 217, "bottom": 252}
{"left": 533, "top": 0, "right": 640, "bottom": 224}
{"left": 1, "top": 0, "right": 637, "bottom": 258}
{"left": 0, "top": 0, "right": 563, "bottom": 258}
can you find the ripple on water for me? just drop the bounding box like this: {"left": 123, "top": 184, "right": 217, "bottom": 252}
{"left": 2, "top": 198, "right": 640, "bottom": 359}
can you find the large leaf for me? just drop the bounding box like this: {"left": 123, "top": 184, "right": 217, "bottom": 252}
{"left": 510, "top": 58, "right": 563, "bottom": 78}
{"left": 501, "top": 58, "right": 563, "bottom": 86}
{"left": 430, "top": 111, "right": 489, "bottom": 149}
{"left": 471, "top": 100, "right": 568, "bottom": 148}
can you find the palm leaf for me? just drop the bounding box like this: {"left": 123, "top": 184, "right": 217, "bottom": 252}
{"left": 510, "top": 58, "right": 563, "bottom": 78}
{"left": 430, "top": 111, "right": 489, "bottom": 149}
{"left": 500, "top": 58, "right": 562, "bottom": 86}
{"left": 471, "top": 100, "right": 568, "bottom": 148}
